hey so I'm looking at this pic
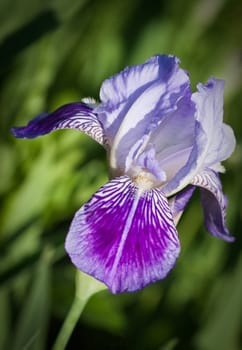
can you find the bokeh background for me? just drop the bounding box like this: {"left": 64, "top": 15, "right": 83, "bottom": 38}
{"left": 0, "top": 0, "right": 242, "bottom": 349}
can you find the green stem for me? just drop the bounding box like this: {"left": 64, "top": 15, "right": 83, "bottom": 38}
{"left": 51, "top": 295, "right": 87, "bottom": 350}
{"left": 51, "top": 270, "right": 106, "bottom": 350}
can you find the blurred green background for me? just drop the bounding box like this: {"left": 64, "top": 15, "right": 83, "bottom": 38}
{"left": 0, "top": 0, "right": 241, "bottom": 349}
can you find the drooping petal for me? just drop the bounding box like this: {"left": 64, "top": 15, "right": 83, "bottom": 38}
{"left": 95, "top": 55, "right": 191, "bottom": 172}
{"left": 65, "top": 176, "right": 180, "bottom": 293}
{"left": 169, "top": 186, "right": 195, "bottom": 226}
{"left": 191, "top": 169, "right": 235, "bottom": 242}
{"left": 11, "top": 102, "right": 107, "bottom": 146}
{"left": 163, "top": 78, "right": 236, "bottom": 196}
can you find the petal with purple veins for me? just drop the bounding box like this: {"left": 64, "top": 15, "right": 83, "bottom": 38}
{"left": 65, "top": 176, "right": 180, "bottom": 293}
{"left": 11, "top": 102, "right": 107, "bottom": 146}
{"left": 191, "top": 169, "right": 235, "bottom": 242}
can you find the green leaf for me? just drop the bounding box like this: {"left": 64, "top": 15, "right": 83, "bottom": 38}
{"left": 0, "top": 11, "right": 59, "bottom": 71}
{"left": 194, "top": 255, "right": 242, "bottom": 350}
{"left": 0, "top": 288, "right": 11, "bottom": 350}
{"left": 159, "top": 339, "right": 178, "bottom": 350}
{"left": 0, "top": 0, "right": 50, "bottom": 41}
{"left": 10, "top": 251, "right": 51, "bottom": 350}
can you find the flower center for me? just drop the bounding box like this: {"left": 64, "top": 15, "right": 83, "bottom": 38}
{"left": 130, "top": 166, "right": 165, "bottom": 192}
{"left": 133, "top": 172, "right": 155, "bottom": 191}
{"left": 110, "top": 165, "right": 166, "bottom": 192}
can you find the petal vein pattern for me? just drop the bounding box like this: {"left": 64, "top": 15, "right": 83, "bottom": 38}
{"left": 65, "top": 176, "right": 180, "bottom": 293}
{"left": 191, "top": 170, "right": 235, "bottom": 241}
{"left": 11, "top": 102, "right": 107, "bottom": 146}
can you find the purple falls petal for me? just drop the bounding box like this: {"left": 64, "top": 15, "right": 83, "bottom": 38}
{"left": 191, "top": 169, "right": 235, "bottom": 242}
{"left": 11, "top": 102, "right": 106, "bottom": 146}
{"left": 65, "top": 176, "right": 180, "bottom": 294}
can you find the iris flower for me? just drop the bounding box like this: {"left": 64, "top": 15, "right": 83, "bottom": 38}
{"left": 12, "top": 55, "right": 235, "bottom": 293}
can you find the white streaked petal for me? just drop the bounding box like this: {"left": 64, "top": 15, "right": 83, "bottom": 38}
{"left": 12, "top": 102, "right": 107, "bottom": 147}
{"left": 191, "top": 169, "right": 235, "bottom": 242}
{"left": 65, "top": 176, "right": 180, "bottom": 293}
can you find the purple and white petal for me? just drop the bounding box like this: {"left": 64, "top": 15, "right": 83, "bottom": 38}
{"left": 191, "top": 169, "right": 235, "bottom": 242}
{"left": 65, "top": 176, "right": 180, "bottom": 294}
{"left": 192, "top": 78, "right": 236, "bottom": 168}
{"left": 95, "top": 55, "right": 191, "bottom": 172}
{"left": 163, "top": 120, "right": 205, "bottom": 196}
{"left": 163, "top": 78, "right": 236, "bottom": 196}
{"left": 132, "top": 145, "right": 167, "bottom": 183}
{"left": 151, "top": 94, "right": 195, "bottom": 183}
{"left": 169, "top": 186, "right": 195, "bottom": 225}
{"left": 11, "top": 102, "right": 107, "bottom": 146}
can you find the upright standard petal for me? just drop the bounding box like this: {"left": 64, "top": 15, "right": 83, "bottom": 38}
{"left": 164, "top": 78, "right": 236, "bottom": 196}
{"left": 65, "top": 176, "right": 180, "bottom": 293}
{"left": 132, "top": 145, "right": 167, "bottom": 183}
{"left": 191, "top": 169, "right": 235, "bottom": 242}
{"left": 192, "top": 78, "right": 236, "bottom": 168}
{"left": 95, "top": 55, "right": 191, "bottom": 172}
{"left": 11, "top": 102, "right": 107, "bottom": 146}
{"left": 150, "top": 94, "right": 195, "bottom": 182}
